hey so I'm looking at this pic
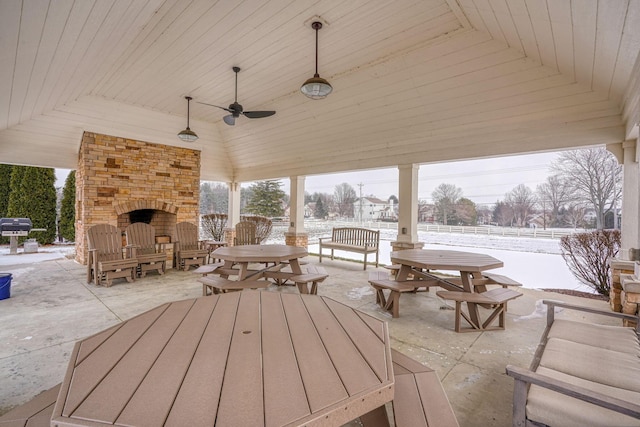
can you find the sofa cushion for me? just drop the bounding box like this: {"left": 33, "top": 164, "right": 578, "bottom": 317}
{"left": 539, "top": 338, "right": 640, "bottom": 393}
{"left": 548, "top": 319, "right": 640, "bottom": 356}
{"left": 527, "top": 366, "right": 640, "bottom": 427}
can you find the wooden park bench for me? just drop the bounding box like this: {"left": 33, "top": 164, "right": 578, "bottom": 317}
{"left": 360, "top": 349, "right": 459, "bottom": 426}
{"left": 436, "top": 288, "right": 523, "bottom": 332}
{"left": 0, "top": 384, "right": 60, "bottom": 427}
{"left": 319, "top": 227, "right": 380, "bottom": 270}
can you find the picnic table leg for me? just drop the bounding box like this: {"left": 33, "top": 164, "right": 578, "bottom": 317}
{"left": 460, "top": 271, "right": 482, "bottom": 328}
{"left": 216, "top": 260, "right": 235, "bottom": 279}
{"left": 288, "top": 258, "right": 303, "bottom": 275}
{"left": 396, "top": 264, "right": 413, "bottom": 281}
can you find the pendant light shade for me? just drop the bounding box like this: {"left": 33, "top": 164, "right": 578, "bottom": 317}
{"left": 301, "top": 21, "right": 332, "bottom": 99}
{"left": 178, "top": 96, "right": 198, "bottom": 142}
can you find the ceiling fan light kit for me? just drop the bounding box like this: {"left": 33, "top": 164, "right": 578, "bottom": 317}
{"left": 301, "top": 21, "right": 332, "bottom": 99}
{"left": 177, "top": 96, "right": 198, "bottom": 142}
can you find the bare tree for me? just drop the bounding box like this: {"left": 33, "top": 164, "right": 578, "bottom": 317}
{"left": 455, "top": 197, "right": 477, "bottom": 225}
{"left": 334, "top": 183, "right": 357, "bottom": 218}
{"left": 492, "top": 201, "right": 513, "bottom": 226}
{"left": 432, "top": 183, "right": 462, "bottom": 225}
{"left": 504, "top": 184, "right": 536, "bottom": 227}
{"left": 560, "top": 229, "right": 620, "bottom": 296}
{"left": 536, "top": 175, "right": 570, "bottom": 228}
{"left": 551, "top": 148, "right": 622, "bottom": 229}
{"left": 201, "top": 213, "right": 227, "bottom": 241}
{"left": 565, "top": 202, "right": 588, "bottom": 229}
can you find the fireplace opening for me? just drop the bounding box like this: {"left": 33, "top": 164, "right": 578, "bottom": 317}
{"left": 129, "top": 209, "right": 155, "bottom": 224}
{"left": 117, "top": 208, "right": 177, "bottom": 242}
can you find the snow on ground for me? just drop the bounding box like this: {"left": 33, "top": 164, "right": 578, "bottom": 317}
{"left": 0, "top": 228, "right": 593, "bottom": 293}
{"left": 302, "top": 228, "right": 593, "bottom": 294}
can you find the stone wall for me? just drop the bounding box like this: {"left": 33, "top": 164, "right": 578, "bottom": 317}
{"left": 76, "top": 132, "right": 200, "bottom": 264}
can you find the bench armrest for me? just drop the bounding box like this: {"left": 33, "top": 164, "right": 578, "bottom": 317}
{"left": 543, "top": 300, "right": 640, "bottom": 333}
{"left": 318, "top": 236, "right": 332, "bottom": 242}
{"left": 506, "top": 365, "right": 640, "bottom": 419}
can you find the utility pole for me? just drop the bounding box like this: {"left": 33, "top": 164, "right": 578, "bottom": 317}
{"left": 358, "top": 182, "right": 364, "bottom": 223}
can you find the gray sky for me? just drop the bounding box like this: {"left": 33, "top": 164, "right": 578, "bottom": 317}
{"left": 302, "top": 151, "right": 561, "bottom": 206}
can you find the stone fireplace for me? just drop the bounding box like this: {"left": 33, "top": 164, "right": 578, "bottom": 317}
{"left": 75, "top": 132, "right": 201, "bottom": 265}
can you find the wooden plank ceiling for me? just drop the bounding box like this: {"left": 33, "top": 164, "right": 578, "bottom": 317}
{"left": 0, "top": 0, "right": 639, "bottom": 182}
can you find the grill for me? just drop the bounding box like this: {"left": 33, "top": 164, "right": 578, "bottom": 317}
{"left": 0, "top": 218, "right": 32, "bottom": 236}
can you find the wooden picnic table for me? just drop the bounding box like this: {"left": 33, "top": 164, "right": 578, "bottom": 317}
{"left": 390, "top": 249, "right": 505, "bottom": 327}
{"left": 51, "top": 292, "right": 394, "bottom": 426}
{"left": 212, "top": 244, "right": 307, "bottom": 281}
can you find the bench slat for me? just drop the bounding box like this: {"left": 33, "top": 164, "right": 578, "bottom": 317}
{"left": 0, "top": 385, "right": 60, "bottom": 427}
{"left": 360, "top": 349, "right": 459, "bottom": 427}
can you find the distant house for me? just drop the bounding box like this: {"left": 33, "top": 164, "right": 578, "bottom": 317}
{"left": 304, "top": 202, "right": 316, "bottom": 218}
{"left": 355, "top": 197, "right": 397, "bottom": 221}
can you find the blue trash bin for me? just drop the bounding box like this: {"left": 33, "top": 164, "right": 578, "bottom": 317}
{"left": 0, "top": 273, "right": 12, "bottom": 300}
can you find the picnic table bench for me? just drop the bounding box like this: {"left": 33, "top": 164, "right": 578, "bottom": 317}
{"left": 436, "top": 288, "right": 523, "bottom": 332}
{"left": 368, "top": 271, "right": 441, "bottom": 318}
{"left": 319, "top": 227, "right": 379, "bottom": 270}
{"left": 360, "top": 349, "right": 459, "bottom": 426}
{"left": 0, "top": 384, "right": 60, "bottom": 427}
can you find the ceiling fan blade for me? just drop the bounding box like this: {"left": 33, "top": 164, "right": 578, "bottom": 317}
{"left": 223, "top": 114, "right": 236, "bottom": 126}
{"left": 197, "top": 101, "right": 232, "bottom": 113}
{"left": 243, "top": 110, "right": 276, "bottom": 119}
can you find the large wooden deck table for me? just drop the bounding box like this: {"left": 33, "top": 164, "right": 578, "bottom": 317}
{"left": 390, "top": 249, "right": 504, "bottom": 326}
{"left": 212, "top": 244, "right": 307, "bottom": 282}
{"left": 51, "top": 292, "right": 394, "bottom": 427}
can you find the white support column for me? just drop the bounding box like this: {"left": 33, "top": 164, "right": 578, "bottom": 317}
{"left": 227, "top": 182, "right": 241, "bottom": 226}
{"left": 289, "top": 176, "right": 305, "bottom": 233}
{"left": 621, "top": 139, "right": 640, "bottom": 259}
{"left": 286, "top": 176, "right": 308, "bottom": 247}
{"left": 392, "top": 164, "right": 424, "bottom": 251}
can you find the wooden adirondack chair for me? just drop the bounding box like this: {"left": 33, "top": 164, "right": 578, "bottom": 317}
{"left": 234, "top": 220, "right": 260, "bottom": 246}
{"left": 87, "top": 224, "right": 138, "bottom": 287}
{"left": 174, "top": 222, "right": 208, "bottom": 271}
{"left": 125, "top": 222, "right": 166, "bottom": 277}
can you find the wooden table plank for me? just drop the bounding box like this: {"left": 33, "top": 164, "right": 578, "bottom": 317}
{"left": 165, "top": 293, "right": 239, "bottom": 426}
{"left": 216, "top": 291, "right": 265, "bottom": 426}
{"left": 70, "top": 300, "right": 196, "bottom": 423}
{"left": 75, "top": 323, "right": 122, "bottom": 364}
{"left": 116, "top": 298, "right": 217, "bottom": 426}
{"left": 323, "top": 298, "right": 390, "bottom": 382}
{"left": 280, "top": 293, "right": 349, "bottom": 412}
{"left": 302, "top": 296, "right": 380, "bottom": 394}
{"left": 261, "top": 292, "right": 311, "bottom": 426}
{"left": 62, "top": 303, "right": 170, "bottom": 417}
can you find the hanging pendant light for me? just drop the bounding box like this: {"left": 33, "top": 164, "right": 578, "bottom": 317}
{"left": 300, "top": 21, "right": 332, "bottom": 99}
{"left": 177, "top": 96, "right": 198, "bottom": 142}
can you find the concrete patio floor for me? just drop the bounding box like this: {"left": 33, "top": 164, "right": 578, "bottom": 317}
{"left": 0, "top": 253, "right": 614, "bottom": 426}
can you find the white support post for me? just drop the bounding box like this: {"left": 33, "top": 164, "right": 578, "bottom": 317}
{"left": 289, "top": 176, "right": 305, "bottom": 233}
{"left": 621, "top": 139, "right": 640, "bottom": 259}
{"left": 227, "top": 182, "right": 241, "bottom": 227}
{"left": 392, "top": 164, "right": 424, "bottom": 251}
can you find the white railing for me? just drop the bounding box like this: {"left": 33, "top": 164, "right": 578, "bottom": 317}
{"left": 305, "top": 219, "right": 585, "bottom": 239}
